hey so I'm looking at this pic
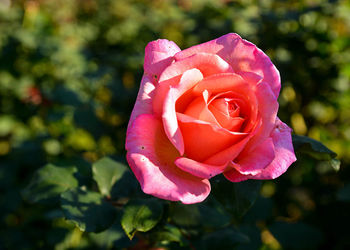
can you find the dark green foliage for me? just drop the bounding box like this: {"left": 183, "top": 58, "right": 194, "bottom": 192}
{"left": 22, "top": 164, "right": 78, "bottom": 203}
{"left": 92, "top": 157, "right": 128, "bottom": 197}
{"left": 212, "top": 177, "right": 262, "bottom": 219}
{"left": 60, "top": 188, "right": 117, "bottom": 233}
{"left": 121, "top": 198, "right": 163, "bottom": 240}
{"left": 169, "top": 202, "right": 231, "bottom": 228}
{"left": 337, "top": 183, "right": 350, "bottom": 202}
{"left": 149, "top": 224, "right": 189, "bottom": 246}
{"left": 89, "top": 219, "right": 134, "bottom": 249}
{"left": 196, "top": 228, "right": 250, "bottom": 250}
{"left": 269, "top": 222, "right": 323, "bottom": 249}
{"left": 292, "top": 135, "right": 337, "bottom": 160}
{"left": 293, "top": 134, "right": 341, "bottom": 173}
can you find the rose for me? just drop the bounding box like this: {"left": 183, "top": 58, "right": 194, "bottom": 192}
{"left": 125, "top": 33, "right": 296, "bottom": 204}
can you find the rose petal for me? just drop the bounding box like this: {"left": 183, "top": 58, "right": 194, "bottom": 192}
{"left": 126, "top": 114, "right": 210, "bottom": 204}
{"left": 162, "top": 69, "right": 204, "bottom": 155}
{"left": 252, "top": 118, "right": 296, "bottom": 179}
{"left": 204, "top": 133, "right": 252, "bottom": 165}
{"left": 233, "top": 137, "right": 275, "bottom": 175}
{"left": 183, "top": 90, "right": 218, "bottom": 124}
{"left": 224, "top": 118, "right": 296, "bottom": 181}
{"left": 192, "top": 73, "right": 259, "bottom": 133}
{"left": 175, "top": 157, "right": 228, "bottom": 179}
{"left": 174, "top": 33, "right": 241, "bottom": 61}
{"left": 208, "top": 97, "right": 245, "bottom": 131}
{"left": 177, "top": 112, "right": 246, "bottom": 162}
{"left": 174, "top": 33, "right": 281, "bottom": 97}
{"left": 159, "top": 52, "right": 234, "bottom": 83}
{"left": 192, "top": 73, "right": 248, "bottom": 95}
{"left": 127, "top": 75, "right": 155, "bottom": 132}
{"left": 243, "top": 81, "right": 278, "bottom": 152}
{"left": 227, "top": 39, "right": 281, "bottom": 98}
{"left": 224, "top": 168, "right": 249, "bottom": 182}
{"left": 236, "top": 71, "right": 263, "bottom": 84}
{"left": 144, "top": 39, "right": 181, "bottom": 81}
{"left": 152, "top": 75, "right": 182, "bottom": 117}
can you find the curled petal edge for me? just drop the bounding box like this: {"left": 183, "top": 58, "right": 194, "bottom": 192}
{"left": 126, "top": 114, "right": 211, "bottom": 204}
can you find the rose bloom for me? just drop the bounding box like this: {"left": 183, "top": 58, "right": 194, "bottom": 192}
{"left": 126, "top": 33, "right": 296, "bottom": 204}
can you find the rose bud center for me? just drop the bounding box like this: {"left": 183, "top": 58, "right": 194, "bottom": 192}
{"left": 208, "top": 97, "right": 245, "bottom": 131}
{"left": 182, "top": 89, "right": 246, "bottom": 133}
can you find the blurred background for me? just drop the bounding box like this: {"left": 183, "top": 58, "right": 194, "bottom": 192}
{"left": 0, "top": 0, "right": 349, "bottom": 249}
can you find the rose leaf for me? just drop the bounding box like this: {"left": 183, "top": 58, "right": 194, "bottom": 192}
{"left": 22, "top": 164, "right": 78, "bottom": 203}
{"left": 121, "top": 198, "right": 163, "bottom": 240}
{"left": 292, "top": 135, "right": 337, "bottom": 160}
{"left": 60, "top": 188, "right": 117, "bottom": 233}
{"left": 92, "top": 157, "right": 128, "bottom": 197}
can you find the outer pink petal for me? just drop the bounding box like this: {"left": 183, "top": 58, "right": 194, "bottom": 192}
{"left": 192, "top": 73, "right": 248, "bottom": 95}
{"left": 174, "top": 33, "right": 241, "bottom": 61}
{"left": 175, "top": 157, "right": 228, "bottom": 179}
{"left": 159, "top": 52, "right": 234, "bottom": 83}
{"left": 243, "top": 81, "right": 278, "bottom": 152}
{"left": 233, "top": 137, "right": 275, "bottom": 175}
{"left": 144, "top": 39, "right": 181, "bottom": 81}
{"left": 127, "top": 75, "right": 155, "bottom": 132}
{"left": 224, "top": 168, "right": 249, "bottom": 182}
{"left": 174, "top": 33, "right": 281, "bottom": 97}
{"left": 252, "top": 118, "right": 296, "bottom": 179}
{"left": 152, "top": 75, "right": 182, "bottom": 117}
{"left": 236, "top": 71, "right": 263, "bottom": 84}
{"left": 162, "top": 69, "right": 204, "bottom": 155}
{"left": 126, "top": 114, "right": 210, "bottom": 204}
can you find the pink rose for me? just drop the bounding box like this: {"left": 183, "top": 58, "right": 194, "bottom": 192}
{"left": 125, "top": 33, "right": 296, "bottom": 204}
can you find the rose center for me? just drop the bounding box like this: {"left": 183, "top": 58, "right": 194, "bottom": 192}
{"left": 208, "top": 97, "right": 245, "bottom": 131}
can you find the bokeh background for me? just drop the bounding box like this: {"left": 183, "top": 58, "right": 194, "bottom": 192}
{"left": 0, "top": 0, "right": 350, "bottom": 249}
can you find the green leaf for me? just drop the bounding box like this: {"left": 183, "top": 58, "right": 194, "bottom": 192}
{"left": 316, "top": 158, "right": 341, "bottom": 174}
{"left": 60, "top": 188, "right": 117, "bottom": 233}
{"left": 110, "top": 170, "right": 140, "bottom": 199}
{"left": 169, "top": 203, "right": 200, "bottom": 227}
{"left": 329, "top": 158, "right": 341, "bottom": 172}
{"left": 121, "top": 198, "right": 163, "bottom": 240}
{"left": 150, "top": 224, "right": 188, "bottom": 246}
{"left": 269, "top": 222, "right": 323, "bottom": 249}
{"left": 92, "top": 157, "right": 128, "bottom": 197}
{"left": 211, "top": 176, "right": 262, "bottom": 218}
{"left": 231, "top": 181, "right": 262, "bottom": 218}
{"left": 292, "top": 135, "right": 337, "bottom": 160}
{"left": 22, "top": 164, "right": 78, "bottom": 203}
{"left": 89, "top": 220, "right": 133, "bottom": 249}
{"left": 169, "top": 202, "right": 230, "bottom": 228}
